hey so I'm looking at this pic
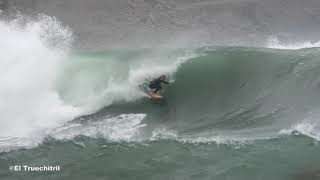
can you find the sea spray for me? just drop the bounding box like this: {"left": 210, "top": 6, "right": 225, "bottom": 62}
{"left": 0, "top": 14, "right": 78, "bottom": 149}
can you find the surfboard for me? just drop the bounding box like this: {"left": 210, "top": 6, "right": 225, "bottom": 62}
{"left": 139, "top": 84, "right": 163, "bottom": 100}
{"left": 148, "top": 92, "right": 163, "bottom": 100}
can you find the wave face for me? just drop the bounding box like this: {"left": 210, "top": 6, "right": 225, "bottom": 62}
{"left": 165, "top": 47, "right": 320, "bottom": 136}
{"left": 46, "top": 46, "right": 320, "bottom": 145}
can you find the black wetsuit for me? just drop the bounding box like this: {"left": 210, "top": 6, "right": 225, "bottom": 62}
{"left": 149, "top": 78, "right": 169, "bottom": 93}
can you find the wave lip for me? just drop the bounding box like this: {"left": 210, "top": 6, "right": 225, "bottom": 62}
{"left": 266, "top": 36, "right": 320, "bottom": 50}
{"left": 280, "top": 122, "right": 320, "bottom": 141}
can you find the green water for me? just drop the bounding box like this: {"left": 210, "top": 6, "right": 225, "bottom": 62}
{"left": 1, "top": 136, "right": 320, "bottom": 180}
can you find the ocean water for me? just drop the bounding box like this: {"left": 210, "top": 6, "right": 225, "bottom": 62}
{"left": 2, "top": 6, "right": 320, "bottom": 180}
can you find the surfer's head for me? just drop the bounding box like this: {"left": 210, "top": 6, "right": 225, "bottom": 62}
{"left": 160, "top": 75, "right": 166, "bottom": 80}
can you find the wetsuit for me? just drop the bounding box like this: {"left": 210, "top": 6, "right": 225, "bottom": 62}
{"left": 149, "top": 78, "right": 169, "bottom": 93}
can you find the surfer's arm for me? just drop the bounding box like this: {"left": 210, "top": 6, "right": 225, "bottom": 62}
{"left": 161, "top": 80, "right": 170, "bottom": 84}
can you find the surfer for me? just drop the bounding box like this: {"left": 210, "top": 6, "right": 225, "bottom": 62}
{"left": 149, "top": 75, "right": 170, "bottom": 94}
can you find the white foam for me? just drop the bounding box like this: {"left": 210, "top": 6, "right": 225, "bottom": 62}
{"left": 60, "top": 49, "right": 199, "bottom": 114}
{"left": 280, "top": 122, "right": 320, "bottom": 141}
{"left": 50, "top": 114, "right": 147, "bottom": 142}
{"left": 0, "top": 14, "right": 80, "bottom": 150}
{"left": 128, "top": 50, "right": 197, "bottom": 85}
{"left": 266, "top": 36, "right": 320, "bottom": 50}
{"left": 148, "top": 127, "right": 273, "bottom": 145}
{"left": 150, "top": 128, "right": 178, "bottom": 141}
